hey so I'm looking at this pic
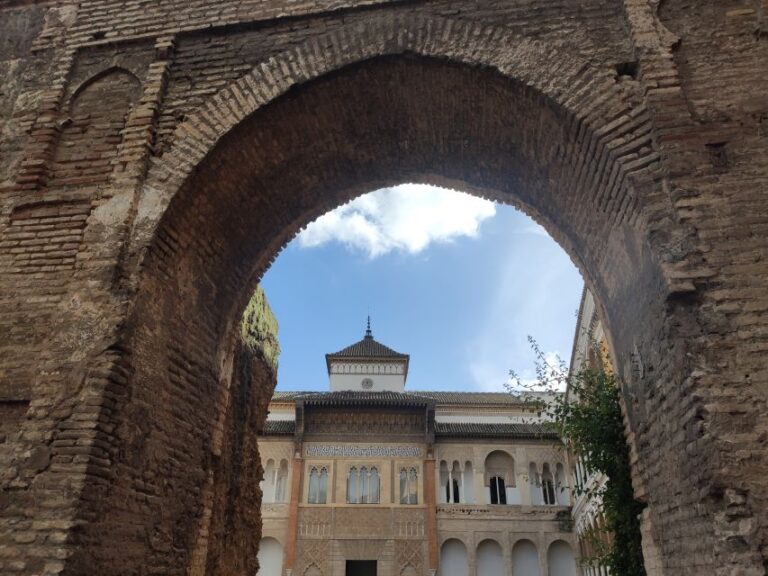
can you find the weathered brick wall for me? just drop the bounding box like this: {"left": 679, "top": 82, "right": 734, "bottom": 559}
{"left": 195, "top": 337, "right": 276, "bottom": 576}
{"left": 0, "top": 1, "right": 766, "bottom": 575}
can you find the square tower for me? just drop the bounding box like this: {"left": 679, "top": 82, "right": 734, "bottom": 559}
{"left": 325, "top": 318, "right": 409, "bottom": 392}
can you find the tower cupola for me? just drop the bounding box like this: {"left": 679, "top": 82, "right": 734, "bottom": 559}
{"left": 325, "top": 318, "right": 409, "bottom": 392}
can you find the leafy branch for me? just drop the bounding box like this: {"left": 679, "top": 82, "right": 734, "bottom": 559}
{"left": 508, "top": 336, "right": 646, "bottom": 576}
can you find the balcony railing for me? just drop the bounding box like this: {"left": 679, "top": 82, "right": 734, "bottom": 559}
{"left": 436, "top": 503, "right": 570, "bottom": 518}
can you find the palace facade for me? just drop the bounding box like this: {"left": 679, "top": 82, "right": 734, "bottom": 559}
{"left": 256, "top": 323, "right": 579, "bottom": 576}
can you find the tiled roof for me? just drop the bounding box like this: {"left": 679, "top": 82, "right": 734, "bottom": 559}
{"left": 262, "top": 420, "right": 295, "bottom": 435}
{"left": 326, "top": 334, "right": 408, "bottom": 359}
{"left": 271, "top": 390, "right": 530, "bottom": 406}
{"left": 299, "top": 390, "right": 433, "bottom": 407}
{"left": 405, "top": 391, "right": 531, "bottom": 405}
{"left": 435, "top": 421, "right": 559, "bottom": 439}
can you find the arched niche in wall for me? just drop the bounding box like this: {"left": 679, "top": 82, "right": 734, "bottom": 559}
{"left": 512, "top": 539, "right": 540, "bottom": 576}
{"left": 439, "top": 539, "right": 469, "bottom": 576}
{"left": 256, "top": 537, "right": 283, "bottom": 576}
{"left": 476, "top": 539, "right": 504, "bottom": 576}
{"left": 52, "top": 67, "right": 141, "bottom": 187}
{"left": 547, "top": 540, "right": 577, "bottom": 576}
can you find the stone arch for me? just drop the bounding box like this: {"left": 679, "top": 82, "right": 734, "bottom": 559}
{"left": 484, "top": 450, "right": 515, "bottom": 486}
{"left": 67, "top": 66, "right": 141, "bottom": 106}
{"left": 485, "top": 449, "right": 516, "bottom": 505}
{"left": 77, "top": 13, "right": 682, "bottom": 576}
{"left": 132, "top": 14, "right": 660, "bottom": 293}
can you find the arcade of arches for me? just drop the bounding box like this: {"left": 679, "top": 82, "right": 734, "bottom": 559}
{"left": 0, "top": 1, "right": 766, "bottom": 576}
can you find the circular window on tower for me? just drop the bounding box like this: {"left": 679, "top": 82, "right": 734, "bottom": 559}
{"left": 361, "top": 378, "right": 374, "bottom": 389}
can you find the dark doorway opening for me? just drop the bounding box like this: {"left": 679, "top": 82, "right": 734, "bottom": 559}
{"left": 346, "top": 560, "right": 377, "bottom": 576}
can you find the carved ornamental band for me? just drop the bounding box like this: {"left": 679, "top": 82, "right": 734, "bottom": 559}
{"left": 305, "top": 446, "right": 422, "bottom": 458}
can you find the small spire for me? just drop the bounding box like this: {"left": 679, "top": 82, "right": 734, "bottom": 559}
{"left": 365, "top": 315, "right": 373, "bottom": 339}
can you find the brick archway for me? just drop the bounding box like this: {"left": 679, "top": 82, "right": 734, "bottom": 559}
{"left": 111, "top": 18, "right": 670, "bottom": 576}
{"left": 2, "top": 6, "right": 767, "bottom": 576}
{"left": 130, "top": 14, "right": 665, "bottom": 363}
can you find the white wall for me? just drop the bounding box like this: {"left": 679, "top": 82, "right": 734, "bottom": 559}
{"left": 256, "top": 538, "right": 283, "bottom": 576}
{"left": 329, "top": 372, "right": 406, "bottom": 392}
{"left": 440, "top": 540, "right": 469, "bottom": 576}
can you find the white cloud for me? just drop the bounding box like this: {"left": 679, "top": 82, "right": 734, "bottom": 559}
{"left": 462, "top": 207, "right": 582, "bottom": 393}
{"left": 297, "top": 184, "right": 496, "bottom": 257}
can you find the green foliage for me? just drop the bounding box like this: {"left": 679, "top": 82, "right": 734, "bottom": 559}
{"left": 509, "top": 337, "right": 646, "bottom": 576}
{"left": 240, "top": 285, "right": 280, "bottom": 372}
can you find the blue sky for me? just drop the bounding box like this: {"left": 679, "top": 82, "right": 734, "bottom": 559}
{"left": 260, "top": 184, "right": 583, "bottom": 392}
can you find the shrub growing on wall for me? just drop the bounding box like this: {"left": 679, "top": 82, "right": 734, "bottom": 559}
{"left": 509, "top": 338, "right": 646, "bottom": 576}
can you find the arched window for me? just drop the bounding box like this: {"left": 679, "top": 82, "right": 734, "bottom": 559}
{"left": 529, "top": 463, "right": 542, "bottom": 505}
{"left": 449, "top": 461, "right": 461, "bottom": 503}
{"left": 369, "top": 467, "right": 380, "bottom": 503}
{"left": 319, "top": 467, "right": 328, "bottom": 503}
{"left": 262, "top": 459, "right": 276, "bottom": 503}
{"left": 489, "top": 476, "right": 506, "bottom": 505}
{"left": 399, "top": 467, "right": 418, "bottom": 504}
{"left": 347, "top": 466, "right": 380, "bottom": 504}
{"left": 275, "top": 460, "right": 288, "bottom": 502}
{"left": 555, "top": 463, "right": 569, "bottom": 505}
{"left": 542, "top": 464, "right": 556, "bottom": 505}
{"left": 308, "top": 466, "right": 328, "bottom": 504}
{"left": 439, "top": 461, "right": 449, "bottom": 504}
{"left": 360, "top": 466, "right": 369, "bottom": 503}
{"left": 308, "top": 467, "right": 319, "bottom": 503}
{"left": 408, "top": 467, "right": 418, "bottom": 503}
{"left": 347, "top": 467, "right": 359, "bottom": 503}
{"left": 484, "top": 450, "right": 515, "bottom": 505}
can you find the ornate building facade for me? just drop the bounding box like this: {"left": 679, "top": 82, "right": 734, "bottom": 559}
{"left": 257, "top": 323, "right": 579, "bottom": 576}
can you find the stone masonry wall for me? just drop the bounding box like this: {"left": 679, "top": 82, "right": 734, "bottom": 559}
{"left": 0, "top": 1, "right": 766, "bottom": 576}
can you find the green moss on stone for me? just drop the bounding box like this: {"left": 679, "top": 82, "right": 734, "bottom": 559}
{"left": 240, "top": 285, "right": 280, "bottom": 372}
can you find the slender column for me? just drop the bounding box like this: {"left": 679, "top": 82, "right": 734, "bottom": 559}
{"left": 283, "top": 454, "right": 303, "bottom": 576}
{"left": 459, "top": 466, "right": 465, "bottom": 504}
{"left": 447, "top": 470, "right": 453, "bottom": 503}
{"left": 424, "top": 458, "right": 438, "bottom": 574}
